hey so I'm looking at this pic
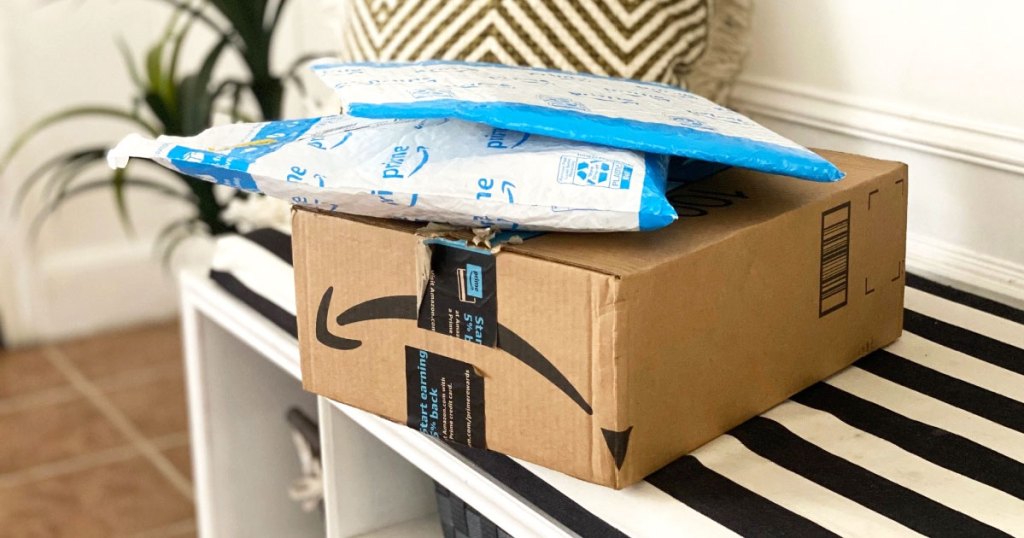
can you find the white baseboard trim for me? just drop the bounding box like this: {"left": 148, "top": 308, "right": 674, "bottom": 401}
{"left": 730, "top": 75, "right": 1024, "bottom": 310}
{"left": 33, "top": 242, "right": 180, "bottom": 343}
{"left": 906, "top": 233, "right": 1024, "bottom": 310}
{"left": 2, "top": 234, "right": 215, "bottom": 346}
{"left": 730, "top": 76, "right": 1024, "bottom": 176}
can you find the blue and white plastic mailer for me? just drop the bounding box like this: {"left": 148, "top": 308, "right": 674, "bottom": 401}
{"left": 108, "top": 115, "right": 675, "bottom": 232}
{"left": 311, "top": 60, "right": 844, "bottom": 183}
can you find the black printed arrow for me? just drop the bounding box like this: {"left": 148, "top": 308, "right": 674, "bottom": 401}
{"left": 315, "top": 287, "right": 361, "bottom": 350}
{"left": 601, "top": 427, "right": 633, "bottom": 470}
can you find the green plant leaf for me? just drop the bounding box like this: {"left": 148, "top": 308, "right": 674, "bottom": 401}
{"left": 208, "top": 77, "right": 257, "bottom": 123}
{"left": 20, "top": 0, "right": 316, "bottom": 246}
{"left": 89, "top": 176, "right": 190, "bottom": 200}
{"left": 57, "top": 168, "right": 184, "bottom": 205}
{"left": 168, "top": 14, "right": 195, "bottom": 84}
{"left": 29, "top": 171, "right": 191, "bottom": 240}
{"left": 154, "top": 215, "right": 195, "bottom": 247}
{"left": 41, "top": 151, "right": 110, "bottom": 207}
{"left": 210, "top": 0, "right": 268, "bottom": 54}
{"left": 152, "top": 216, "right": 201, "bottom": 264}
{"left": 282, "top": 51, "right": 333, "bottom": 79}
{"left": 145, "top": 37, "right": 166, "bottom": 96}
{"left": 281, "top": 51, "right": 335, "bottom": 98}
{"left": 47, "top": 158, "right": 192, "bottom": 211}
{"left": 211, "top": 78, "right": 244, "bottom": 104}
{"left": 117, "top": 38, "right": 146, "bottom": 91}
{"left": 228, "top": 82, "right": 251, "bottom": 122}
{"left": 146, "top": 15, "right": 187, "bottom": 123}
{"left": 267, "top": 0, "right": 289, "bottom": 38}
{"left": 146, "top": 0, "right": 237, "bottom": 46}
{"left": 111, "top": 166, "right": 132, "bottom": 234}
{"left": 145, "top": 91, "right": 178, "bottom": 134}
{"left": 205, "top": 0, "right": 280, "bottom": 118}
{"left": 174, "top": 171, "right": 236, "bottom": 236}
{"left": 158, "top": 223, "right": 197, "bottom": 267}
{"left": 0, "top": 107, "right": 158, "bottom": 174}
{"left": 11, "top": 147, "right": 107, "bottom": 212}
{"left": 177, "top": 36, "right": 232, "bottom": 134}
{"left": 283, "top": 71, "right": 306, "bottom": 99}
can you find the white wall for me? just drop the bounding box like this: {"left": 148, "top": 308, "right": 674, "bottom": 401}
{"left": 731, "top": 0, "right": 1024, "bottom": 305}
{"left": 0, "top": 5, "right": 19, "bottom": 345}
{"left": 1, "top": 2, "right": 186, "bottom": 346}
{"left": 0, "top": 1, "right": 339, "bottom": 345}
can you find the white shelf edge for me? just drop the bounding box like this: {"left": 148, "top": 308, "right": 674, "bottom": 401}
{"left": 351, "top": 514, "right": 442, "bottom": 538}
{"left": 180, "top": 269, "right": 302, "bottom": 380}
{"left": 330, "top": 400, "right": 571, "bottom": 538}
{"left": 179, "top": 269, "right": 571, "bottom": 538}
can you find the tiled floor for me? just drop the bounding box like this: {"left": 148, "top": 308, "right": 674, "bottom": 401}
{"left": 0, "top": 321, "right": 195, "bottom": 538}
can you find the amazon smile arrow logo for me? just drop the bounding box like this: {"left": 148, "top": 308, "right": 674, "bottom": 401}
{"left": 315, "top": 287, "right": 636, "bottom": 468}
{"left": 315, "top": 287, "right": 592, "bottom": 416}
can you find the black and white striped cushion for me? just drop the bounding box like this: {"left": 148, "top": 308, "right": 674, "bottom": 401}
{"left": 211, "top": 229, "right": 1024, "bottom": 537}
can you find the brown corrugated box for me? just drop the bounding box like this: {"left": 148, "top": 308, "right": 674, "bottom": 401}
{"left": 294, "top": 150, "right": 908, "bottom": 488}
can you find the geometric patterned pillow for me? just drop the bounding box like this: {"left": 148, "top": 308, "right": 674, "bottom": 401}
{"left": 335, "top": 0, "right": 750, "bottom": 103}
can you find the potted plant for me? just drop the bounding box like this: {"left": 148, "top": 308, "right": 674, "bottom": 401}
{"left": 1, "top": 0, "right": 326, "bottom": 259}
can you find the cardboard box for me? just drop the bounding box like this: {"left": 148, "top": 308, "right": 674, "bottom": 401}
{"left": 294, "top": 150, "right": 908, "bottom": 488}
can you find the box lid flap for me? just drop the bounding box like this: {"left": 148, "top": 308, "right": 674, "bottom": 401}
{"left": 297, "top": 150, "right": 904, "bottom": 277}
{"left": 503, "top": 150, "right": 904, "bottom": 276}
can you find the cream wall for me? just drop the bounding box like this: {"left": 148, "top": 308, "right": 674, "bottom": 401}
{"left": 1, "top": 1, "right": 184, "bottom": 346}
{"left": 732, "top": 0, "right": 1024, "bottom": 304}
{"left": 0, "top": 0, "right": 338, "bottom": 345}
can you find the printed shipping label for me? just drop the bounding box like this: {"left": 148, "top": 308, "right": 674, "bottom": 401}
{"left": 417, "top": 244, "right": 498, "bottom": 346}
{"left": 405, "top": 346, "right": 486, "bottom": 448}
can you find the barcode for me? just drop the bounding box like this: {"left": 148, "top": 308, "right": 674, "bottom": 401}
{"left": 819, "top": 202, "right": 851, "bottom": 317}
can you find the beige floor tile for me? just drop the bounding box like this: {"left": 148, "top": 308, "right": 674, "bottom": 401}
{"left": 0, "top": 348, "right": 68, "bottom": 399}
{"left": 0, "top": 397, "right": 127, "bottom": 474}
{"left": 0, "top": 456, "right": 193, "bottom": 538}
{"left": 58, "top": 321, "right": 182, "bottom": 381}
{"left": 130, "top": 518, "right": 197, "bottom": 538}
{"left": 103, "top": 370, "right": 189, "bottom": 440}
{"left": 161, "top": 444, "right": 192, "bottom": 481}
